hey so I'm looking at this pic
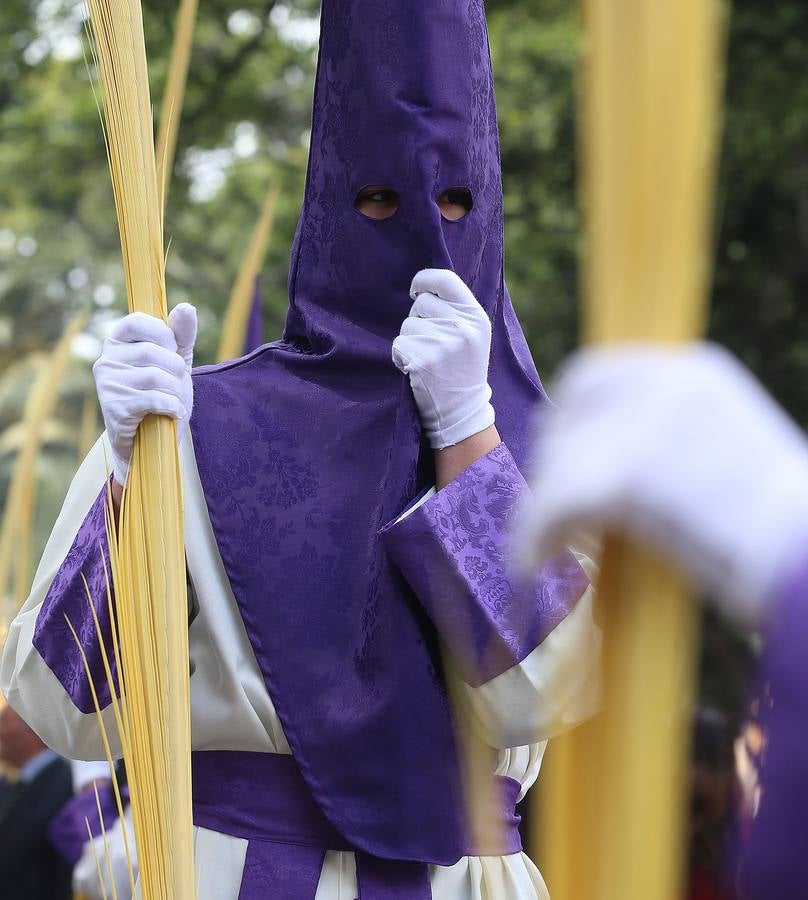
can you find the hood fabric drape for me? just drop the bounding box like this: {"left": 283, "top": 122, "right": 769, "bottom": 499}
{"left": 191, "top": 0, "right": 578, "bottom": 863}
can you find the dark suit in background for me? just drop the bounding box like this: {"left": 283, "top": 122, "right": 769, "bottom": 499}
{"left": 0, "top": 752, "right": 73, "bottom": 900}
{"left": 0, "top": 774, "right": 12, "bottom": 807}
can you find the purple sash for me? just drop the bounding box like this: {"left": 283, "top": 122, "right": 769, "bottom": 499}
{"left": 192, "top": 751, "right": 522, "bottom": 900}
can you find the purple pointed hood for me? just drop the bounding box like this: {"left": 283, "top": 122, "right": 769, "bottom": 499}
{"left": 285, "top": 0, "right": 545, "bottom": 465}
{"left": 190, "top": 0, "right": 572, "bottom": 864}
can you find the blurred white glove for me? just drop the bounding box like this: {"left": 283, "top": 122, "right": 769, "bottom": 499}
{"left": 70, "top": 759, "right": 111, "bottom": 793}
{"left": 93, "top": 303, "right": 197, "bottom": 486}
{"left": 392, "top": 269, "right": 495, "bottom": 449}
{"left": 72, "top": 807, "right": 137, "bottom": 900}
{"left": 517, "top": 343, "right": 808, "bottom": 627}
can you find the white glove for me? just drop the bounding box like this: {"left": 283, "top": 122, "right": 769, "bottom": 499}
{"left": 517, "top": 343, "right": 808, "bottom": 627}
{"left": 392, "top": 269, "right": 495, "bottom": 449}
{"left": 72, "top": 807, "right": 137, "bottom": 900}
{"left": 70, "top": 759, "right": 112, "bottom": 793}
{"left": 93, "top": 303, "right": 197, "bottom": 486}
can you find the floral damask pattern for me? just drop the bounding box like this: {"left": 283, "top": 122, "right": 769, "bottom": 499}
{"left": 237, "top": 843, "right": 324, "bottom": 900}
{"left": 32, "top": 485, "right": 118, "bottom": 713}
{"left": 382, "top": 444, "right": 589, "bottom": 687}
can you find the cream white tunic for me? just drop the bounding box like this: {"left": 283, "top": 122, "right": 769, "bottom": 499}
{"left": 1, "top": 435, "right": 600, "bottom": 900}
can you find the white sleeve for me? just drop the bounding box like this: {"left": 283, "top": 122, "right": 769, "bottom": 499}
{"left": 0, "top": 435, "right": 122, "bottom": 759}
{"left": 451, "top": 550, "right": 601, "bottom": 750}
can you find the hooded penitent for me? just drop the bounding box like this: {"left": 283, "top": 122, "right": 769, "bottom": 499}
{"left": 190, "top": 0, "right": 584, "bottom": 864}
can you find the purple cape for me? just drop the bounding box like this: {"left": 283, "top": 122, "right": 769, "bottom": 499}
{"left": 190, "top": 0, "right": 580, "bottom": 864}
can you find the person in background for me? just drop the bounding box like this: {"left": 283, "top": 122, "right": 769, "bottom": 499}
{"left": 0, "top": 756, "right": 13, "bottom": 807}
{"left": 518, "top": 342, "right": 808, "bottom": 899}
{"left": 0, "top": 704, "right": 72, "bottom": 900}
{"left": 48, "top": 760, "right": 117, "bottom": 869}
{"left": 688, "top": 707, "right": 738, "bottom": 900}
{"left": 47, "top": 758, "right": 136, "bottom": 898}
{"left": 71, "top": 799, "right": 136, "bottom": 900}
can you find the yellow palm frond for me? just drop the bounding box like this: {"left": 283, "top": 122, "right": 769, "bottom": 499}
{"left": 85, "top": 0, "right": 194, "bottom": 895}
{"left": 536, "top": 3, "right": 726, "bottom": 899}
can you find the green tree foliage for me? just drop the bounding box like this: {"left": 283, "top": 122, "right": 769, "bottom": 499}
{"left": 1, "top": 0, "right": 320, "bottom": 371}
{"left": 711, "top": 3, "right": 808, "bottom": 424}
{"left": 489, "top": 0, "right": 579, "bottom": 376}
{"left": 1, "top": 0, "right": 807, "bottom": 582}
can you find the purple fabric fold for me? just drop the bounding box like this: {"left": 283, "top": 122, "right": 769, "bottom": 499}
{"left": 381, "top": 444, "right": 589, "bottom": 686}
{"left": 47, "top": 781, "right": 119, "bottom": 865}
{"left": 238, "top": 842, "right": 325, "bottom": 900}
{"left": 738, "top": 551, "right": 808, "bottom": 898}
{"left": 32, "top": 484, "right": 118, "bottom": 714}
{"left": 192, "top": 751, "right": 353, "bottom": 849}
{"left": 355, "top": 855, "right": 432, "bottom": 900}
{"left": 192, "top": 750, "right": 522, "bottom": 900}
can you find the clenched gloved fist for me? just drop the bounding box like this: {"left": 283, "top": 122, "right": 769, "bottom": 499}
{"left": 392, "top": 269, "right": 495, "bottom": 449}
{"left": 92, "top": 303, "right": 197, "bottom": 486}
{"left": 516, "top": 343, "right": 808, "bottom": 628}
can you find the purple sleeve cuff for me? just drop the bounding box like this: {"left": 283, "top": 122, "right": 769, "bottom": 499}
{"left": 738, "top": 551, "right": 808, "bottom": 898}
{"left": 380, "top": 443, "right": 589, "bottom": 686}
{"left": 32, "top": 484, "right": 119, "bottom": 714}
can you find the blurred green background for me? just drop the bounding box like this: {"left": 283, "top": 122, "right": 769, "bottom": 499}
{"left": 1, "top": 0, "right": 808, "bottom": 603}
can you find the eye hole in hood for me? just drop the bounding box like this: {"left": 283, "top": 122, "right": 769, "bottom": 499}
{"left": 355, "top": 185, "right": 401, "bottom": 220}
{"left": 354, "top": 185, "right": 474, "bottom": 223}
{"left": 438, "top": 188, "right": 473, "bottom": 222}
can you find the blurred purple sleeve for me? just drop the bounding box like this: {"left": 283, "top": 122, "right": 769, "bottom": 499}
{"left": 31, "top": 484, "right": 119, "bottom": 713}
{"left": 739, "top": 551, "right": 808, "bottom": 899}
{"left": 380, "top": 443, "right": 589, "bottom": 686}
{"left": 47, "top": 781, "right": 119, "bottom": 865}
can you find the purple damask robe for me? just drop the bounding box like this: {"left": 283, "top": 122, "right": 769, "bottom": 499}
{"left": 183, "top": 0, "right": 589, "bottom": 867}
